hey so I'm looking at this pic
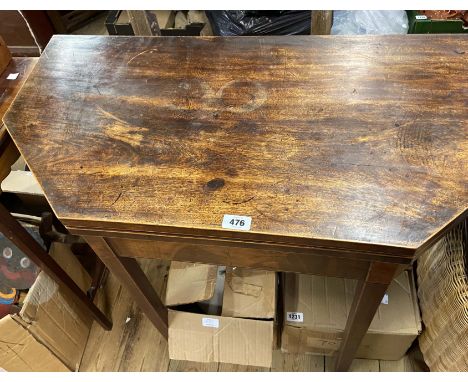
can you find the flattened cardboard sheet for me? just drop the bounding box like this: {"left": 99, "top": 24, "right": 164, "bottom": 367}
{"left": 0, "top": 243, "right": 92, "bottom": 371}
{"left": 0, "top": 315, "right": 69, "bottom": 372}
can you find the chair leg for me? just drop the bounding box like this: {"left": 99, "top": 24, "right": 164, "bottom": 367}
{"left": 0, "top": 202, "right": 112, "bottom": 330}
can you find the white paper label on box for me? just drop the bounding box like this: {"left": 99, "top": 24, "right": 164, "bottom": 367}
{"left": 415, "top": 15, "right": 428, "bottom": 20}
{"left": 7, "top": 73, "right": 19, "bottom": 80}
{"left": 221, "top": 214, "right": 252, "bottom": 231}
{"left": 202, "top": 317, "right": 219, "bottom": 328}
{"left": 286, "top": 312, "right": 304, "bottom": 322}
{"left": 381, "top": 294, "right": 389, "bottom": 305}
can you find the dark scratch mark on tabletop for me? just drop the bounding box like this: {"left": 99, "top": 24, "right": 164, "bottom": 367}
{"left": 222, "top": 196, "right": 255, "bottom": 205}
{"left": 111, "top": 191, "right": 123, "bottom": 206}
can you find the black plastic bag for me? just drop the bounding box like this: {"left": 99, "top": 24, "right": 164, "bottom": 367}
{"left": 206, "top": 11, "right": 311, "bottom": 36}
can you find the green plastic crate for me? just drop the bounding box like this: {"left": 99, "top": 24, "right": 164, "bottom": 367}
{"left": 407, "top": 10, "right": 468, "bottom": 34}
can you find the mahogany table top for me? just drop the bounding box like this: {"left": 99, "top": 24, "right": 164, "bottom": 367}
{"left": 4, "top": 35, "right": 467, "bottom": 260}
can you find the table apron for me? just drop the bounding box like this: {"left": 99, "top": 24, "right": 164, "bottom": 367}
{"left": 69, "top": 227, "right": 412, "bottom": 266}
{"left": 75, "top": 231, "right": 410, "bottom": 280}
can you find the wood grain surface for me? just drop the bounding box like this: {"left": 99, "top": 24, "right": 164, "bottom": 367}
{"left": 80, "top": 258, "right": 170, "bottom": 371}
{"left": 4, "top": 35, "right": 467, "bottom": 258}
{"left": 0, "top": 36, "right": 11, "bottom": 75}
{"left": 1, "top": 57, "right": 37, "bottom": 127}
{"left": 1, "top": 57, "right": 37, "bottom": 180}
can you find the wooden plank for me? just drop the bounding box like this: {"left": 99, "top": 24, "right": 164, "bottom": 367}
{"left": 19, "top": 11, "right": 55, "bottom": 51}
{"left": 0, "top": 11, "right": 38, "bottom": 52}
{"left": 80, "top": 282, "right": 127, "bottom": 371}
{"left": 350, "top": 359, "right": 380, "bottom": 372}
{"left": 85, "top": 236, "right": 168, "bottom": 338}
{"left": 80, "top": 258, "right": 170, "bottom": 371}
{"left": 7, "top": 46, "right": 39, "bottom": 57}
{"left": 326, "top": 357, "right": 379, "bottom": 372}
{"left": 127, "top": 11, "right": 160, "bottom": 36}
{"left": 272, "top": 351, "right": 324, "bottom": 372}
{"left": 75, "top": 226, "right": 413, "bottom": 264}
{"left": 0, "top": 36, "right": 11, "bottom": 74}
{"left": 0, "top": 202, "right": 112, "bottom": 330}
{"left": 380, "top": 356, "right": 414, "bottom": 372}
{"left": 311, "top": 11, "right": 333, "bottom": 35}
{"left": 106, "top": 236, "right": 374, "bottom": 280}
{"left": 154, "top": 10, "right": 175, "bottom": 29}
{"left": 0, "top": 57, "right": 37, "bottom": 122}
{"left": 0, "top": 57, "right": 36, "bottom": 182}
{"left": 4, "top": 35, "right": 467, "bottom": 259}
{"left": 218, "top": 363, "right": 269, "bottom": 372}
{"left": 168, "top": 360, "right": 218, "bottom": 372}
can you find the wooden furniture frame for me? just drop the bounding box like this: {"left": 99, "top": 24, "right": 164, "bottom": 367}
{"left": 0, "top": 44, "right": 111, "bottom": 330}
{"left": 46, "top": 11, "right": 104, "bottom": 34}
{"left": 4, "top": 35, "right": 467, "bottom": 371}
{"left": 127, "top": 10, "right": 161, "bottom": 36}
{"left": 105, "top": 11, "right": 205, "bottom": 37}
{"left": 0, "top": 203, "right": 111, "bottom": 329}
{"left": 311, "top": 11, "right": 333, "bottom": 35}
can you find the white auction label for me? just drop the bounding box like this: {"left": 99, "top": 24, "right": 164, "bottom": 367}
{"left": 221, "top": 214, "right": 252, "bottom": 231}
{"left": 286, "top": 312, "right": 304, "bottom": 323}
{"left": 202, "top": 317, "right": 219, "bottom": 328}
{"left": 415, "top": 15, "right": 427, "bottom": 20}
{"left": 7, "top": 73, "right": 19, "bottom": 80}
{"left": 381, "top": 294, "right": 389, "bottom": 305}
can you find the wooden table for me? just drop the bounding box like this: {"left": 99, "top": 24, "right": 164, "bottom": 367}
{"left": 4, "top": 35, "right": 467, "bottom": 371}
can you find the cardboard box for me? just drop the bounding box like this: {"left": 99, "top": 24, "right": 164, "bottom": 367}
{"left": 0, "top": 243, "right": 93, "bottom": 371}
{"left": 166, "top": 262, "right": 276, "bottom": 367}
{"left": 281, "top": 270, "right": 421, "bottom": 360}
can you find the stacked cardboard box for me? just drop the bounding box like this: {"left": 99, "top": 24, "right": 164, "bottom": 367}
{"left": 281, "top": 270, "right": 421, "bottom": 360}
{"left": 0, "top": 243, "right": 93, "bottom": 371}
{"left": 166, "top": 262, "right": 276, "bottom": 368}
